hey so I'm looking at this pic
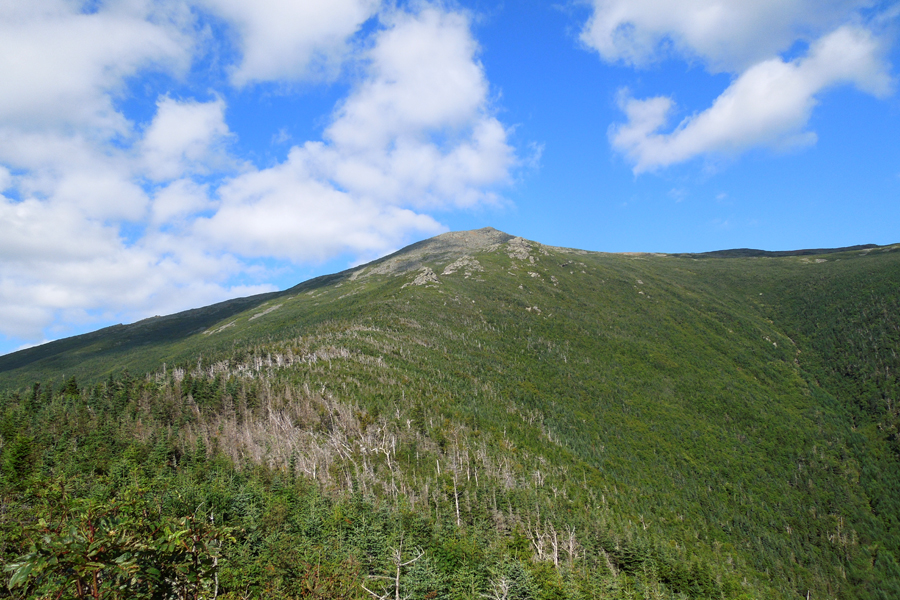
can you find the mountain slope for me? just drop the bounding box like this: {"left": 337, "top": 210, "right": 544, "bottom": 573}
{"left": 2, "top": 228, "right": 899, "bottom": 600}
{"left": 0, "top": 228, "right": 515, "bottom": 387}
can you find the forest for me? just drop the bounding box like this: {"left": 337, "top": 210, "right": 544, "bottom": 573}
{"left": 2, "top": 229, "right": 899, "bottom": 599}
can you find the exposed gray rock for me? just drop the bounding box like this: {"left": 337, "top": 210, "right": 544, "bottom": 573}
{"left": 402, "top": 267, "right": 440, "bottom": 288}
{"left": 442, "top": 256, "right": 484, "bottom": 277}
{"left": 249, "top": 303, "right": 283, "bottom": 321}
{"left": 507, "top": 237, "right": 532, "bottom": 260}
{"left": 203, "top": 321, "right": 236, "bottom": 335}
{"left": 361, "top": 228, "right": 512, "bottom": 278}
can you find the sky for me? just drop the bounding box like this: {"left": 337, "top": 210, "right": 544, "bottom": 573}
{"left": 1, "top": 0, "right": 899, "bottom": 355}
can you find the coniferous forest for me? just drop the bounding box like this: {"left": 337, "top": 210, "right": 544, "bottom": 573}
{"left": 1, "top": 229, "right": 899, "bottom": 599}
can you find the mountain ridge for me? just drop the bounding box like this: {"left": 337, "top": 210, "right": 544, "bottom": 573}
{"left": 1, "top": 227, "right": 890, "bottom": 371}
{"left": 2, "top": 228, "right": 900, "bottom": 599}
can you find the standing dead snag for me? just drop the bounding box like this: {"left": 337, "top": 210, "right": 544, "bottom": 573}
{"left": 525, "top": 519, "right": 547, "bottom": 562}
{"left": 481, "top": 576, "right": 512, "bottom": 600}
{"left": 453, "top": 469, "right": 461, "bottom": 527}
{"left": 362, "top": 541, "right": 425, "bottom": 600}
{"left": 525, "top": 520, "right": 575, "bottom": 568}
{"left": 564, "top": 524, "right": 579, "bottom": 566}
{"left": 549, "top": 523, "right": 559, "bottom": 568}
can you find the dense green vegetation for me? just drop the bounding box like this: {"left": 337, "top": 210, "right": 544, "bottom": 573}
{"left": 1, "top": 229, "right": 899, "bottom": 599}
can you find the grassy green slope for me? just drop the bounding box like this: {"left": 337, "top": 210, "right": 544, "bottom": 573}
{"left": 2, "top": 229, "right": 899, "bottom": 599}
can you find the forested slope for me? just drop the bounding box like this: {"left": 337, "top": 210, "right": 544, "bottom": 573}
{"left": 2, "top": 229, "right": 898, "bottom": 599}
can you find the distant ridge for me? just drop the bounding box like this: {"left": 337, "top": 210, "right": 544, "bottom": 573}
{"left": 679, "top": 243, "right": 881, "bottom": 258}
{"left": 0, "top": 228, "right": 515, "bottom": 365}
{"left": 0, "top": 291, "right": 283, "bottom": 371}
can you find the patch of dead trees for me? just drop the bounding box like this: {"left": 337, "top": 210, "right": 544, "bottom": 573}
{"left": 525, "top": 518, "right": 579, "bottom": 568}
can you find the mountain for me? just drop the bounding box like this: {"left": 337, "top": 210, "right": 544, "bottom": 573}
{"left": 0, "top": 228, "right": 515, "bottom": 386}
{"left": 2, "top": 228, "right": 899, "bottom": 600}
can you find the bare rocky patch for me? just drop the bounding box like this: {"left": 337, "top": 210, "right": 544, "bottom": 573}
{"left": 357, "top": 227, "right": 511, "bottom": 278}
{"left": 250, "top": 304, "right": 283, "bottom": 321}
{"left": 507, "top": 237, "right": 532, "bottom": 261}
{"left": 442, "top": 256, "right": 484, "bottom": 278}
{"left": 403, "top": 267, "right": 441, "bottom": 288}
{"left": 203, "top": 321, "right": 237, "bottom": 335}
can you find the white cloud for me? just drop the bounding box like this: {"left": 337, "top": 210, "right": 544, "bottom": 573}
{"left": 0, "top": 1, "right": 196, "bottom": 227}
{"left": 0, "top": 166, "right": 11, "bottom": 191}
{"left": 318, "top": 8, "right": 514, "bottom": 208}
{"left": 194, "top": 159, "right": 445, "bottom": 261}
{"left": 0, "top": 3, "right": 518, "bottom": 347}
{"left": 583, "top": 1, "right": 896, "bottom": 171}
{"left": 54, "top": 167, "right": 151, "bottom": 221}
{"left": 140, "top": 96, "right": 233, "bottom": 181}
{"left": 0, "top": 189, "right": 275, "bottom": 340}
{"left": 327, "top": 8, "right": 488, "bottom": 149}
{"left": 197, "top": 0, "right": 380, "bottom": 86}
{"left": 150, "top": 178, "right": 215, "bottom": 226}
{"left": 0, "top": 129, "right": 150, "bottom": 221}
{"left": 196, "top": 7, "right": 514, "bottom": 261}
{"left": 0, "top": 197, "right": 120, "bottom": 265}
{"left": 581, "top": 0, "right": 874, "bottom": 71}
{"left": 611, "top": 26, "right": 893, "bottom": 172}
{"left": 0, "top": 0, "right": 192, "bottom": 134}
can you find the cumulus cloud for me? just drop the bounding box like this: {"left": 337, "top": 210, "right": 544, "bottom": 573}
{"left": 583, "top": 0, "right": 894, "bottom": 171}
{"left": 196, "top": 7, "right": 514, "bottom": 261}
{"left": 0, "top": 2, "right": 517, "bottom": 346}
{"left": 581, "top": 0, "right": 874, "bottom": 71}
{"left": 140, "top": 96, "right": 234, "bottom": 181}
{"left": 0, "top": 1, "right": 195, "bottom": 223}
{"left": 0, "top": 130, "right": 150, "bottom": 221}
{"left": 0, "top": 183, "right": 271, "bottom": 340}
{"left": 327, "top": 8, "right": 488, "bottom": 149}
{"left": 150, "top": 178, "right": 216, "bottom": 226}
{"left": 194, "top": 161, "right": 444, "bottom": 261}
{"left": 197, "top": 0, "right": 380, "bottom": 86}
{"left": 320, "top": 8, "right": 514, "bottom": 208}
{"left": 611, "top": 26, "right": 893, "bottom": 172}
{"left": 0, "top": 166, "right": 11, "bottom": 191}
{"left": 0, "top": 2, "right": 272, "bottom": 343}
{"left": 0, "top": 184, "right": 281, "bottom": 341}
{"left": 0, "top": 0, "right": 192, "bottom": 134}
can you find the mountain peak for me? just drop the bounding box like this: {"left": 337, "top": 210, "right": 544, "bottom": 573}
{"left": 351, "top": 227, "right": 515, "bottom": 278}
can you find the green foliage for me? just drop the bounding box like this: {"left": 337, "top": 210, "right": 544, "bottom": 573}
{"left": 5, "top": 479, "right": 232, "bottom": 599}
{"left": 1, "top": 434, "right": 33, "bottom": 485}
{"left": 1, "top": 233, "right": 899, "bottom": 598}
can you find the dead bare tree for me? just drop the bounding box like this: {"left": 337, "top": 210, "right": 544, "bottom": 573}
{"left": 564, "top": 524, "right": 579, "bottom": 566}
{"left": 525, "top": 519, "right": 547, "bottom": 562}
{"left": 452, "top": 470, "right": 461, "bottom": 527}
{"left": 480, "top": 576, "right": 511, "bottom": 600}
{"left": 549, "top": 523, "right": 559, "bottom": 568}
{"left": 362, "top": 541, "right": 424, "bottom": 600}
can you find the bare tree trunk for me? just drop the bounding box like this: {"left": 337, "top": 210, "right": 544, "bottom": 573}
{"left": 453, "top": 472, "right": 461, "bottom": 527}
{"left": 550, "top": 524, "right": 559, "bottom": 568}
{"left": 564, "top": 525, "right": 578, "bottom": 566}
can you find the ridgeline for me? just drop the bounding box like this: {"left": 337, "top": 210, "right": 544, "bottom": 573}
{"left": 2, "top": 228, "right": 899, "bottom": 599}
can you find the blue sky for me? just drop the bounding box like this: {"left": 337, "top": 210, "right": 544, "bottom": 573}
{"left": 1, "top": 0, "right": 899, "bottom": 355}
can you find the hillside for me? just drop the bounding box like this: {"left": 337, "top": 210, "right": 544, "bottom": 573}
{"left": 2, "top": 228, "right": 899, "bottom": 600}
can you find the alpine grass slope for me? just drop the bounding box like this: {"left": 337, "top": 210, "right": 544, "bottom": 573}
{"left": 1, "top": 228, "right": 899, "bottom": 599}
